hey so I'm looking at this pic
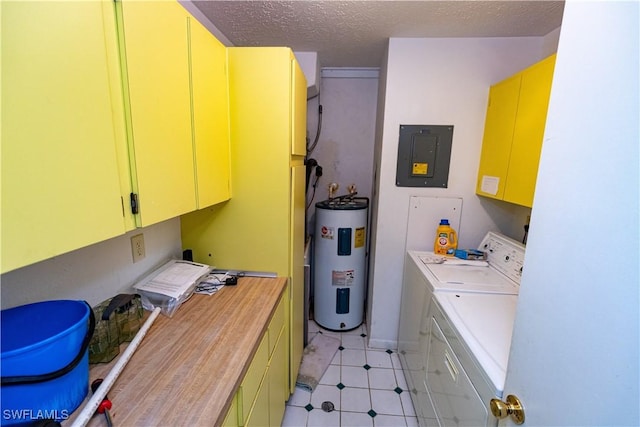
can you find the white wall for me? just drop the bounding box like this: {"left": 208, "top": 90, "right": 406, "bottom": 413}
{"left": 0, "top": 219, "right": 182, "bottom": 309}
{"left": 368, "top": 36, "right": 556, "bottom": 348}
{"left": 542, "top": 27, "right": 561, "bottom": 58}
{"left": 305, "top": 75, "right": 379, "bottom": 226}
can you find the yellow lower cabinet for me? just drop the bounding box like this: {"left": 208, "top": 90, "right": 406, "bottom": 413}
{"left": 269, "top": 325, "right": 289, "bottom": 427}
{"left": 268, "top": 292, "right": 289, "bottom": 426}
{"left": 245, "top": 374, "right": 270, "bottom": 427}
{"left": 222, "top": 394, "right": 239, "bottom": 427}
{"left": 269, "top": 292, "right": 287, "bottom": 355}
{"left": 227, "top": 290, "right": 289, "bottom": 427}
{"left": 238, "top": 334, "right": 268, "bottom": 425}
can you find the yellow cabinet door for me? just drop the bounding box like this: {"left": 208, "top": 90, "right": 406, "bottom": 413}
{"left": 116, "top": 0, "right": 196, "bottom": 227}
{"left": 245, "top": 371, "right": 270, "bottom": 427}
{"left": 268, "top": 291, "right": 287, "bottom": 356}
{"left": 222, "top": 394, "right": 239, "bottom": 427}
{"left": 504, "top": 55, "right": 556, "bottom": 207}
{"left": 291, "top": 59, "right": 308, "bottom": 156}
{"left": 269, "top": 324, "right": 290, "bottom": 427}
{"left": 1, "top": 0, "right": 128, "bottom": 273}
{"left": 189, "top": 16, "right": 231, "bottom": 208}
{"left": 290, "top": 164, "right": 306, "bottom": 392}
{"left": 239, "top": 334, "right": 269, "bottom": 425}
{"left": 475, "top": 73, "right": 521, "bottom": 201}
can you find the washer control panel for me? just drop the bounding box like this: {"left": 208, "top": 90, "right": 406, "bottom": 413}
{"left": 478, "top": 232, "right": 526, "bottom": 284}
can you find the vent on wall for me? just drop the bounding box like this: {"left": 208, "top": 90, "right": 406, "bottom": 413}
{"left": 294, "top": 51, "right": 321, "bottom": 99}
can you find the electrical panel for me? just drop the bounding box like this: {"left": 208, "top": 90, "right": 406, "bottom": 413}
{"left": 395, "top": 125, "right": 454, "bottom": 188}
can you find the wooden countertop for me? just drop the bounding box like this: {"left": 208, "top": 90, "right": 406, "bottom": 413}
{"left": 70, "top": 276, "right": 287, "bottom": 427}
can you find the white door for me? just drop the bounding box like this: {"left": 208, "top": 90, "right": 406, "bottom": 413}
{"left": 499, "top": 2, "right": 639, "bottom": 426}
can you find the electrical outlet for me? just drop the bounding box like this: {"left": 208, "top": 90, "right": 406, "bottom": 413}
{"left": 131, "top": 234, "right": 145, "bottom": 263}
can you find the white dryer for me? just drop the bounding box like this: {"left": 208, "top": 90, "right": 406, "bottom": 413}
{"left": 398, "top": 232, "right": 525, "bottom": 427}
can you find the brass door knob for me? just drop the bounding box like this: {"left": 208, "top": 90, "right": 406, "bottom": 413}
{"left": 490, "top": 394, "right": 525, "bottom": 424}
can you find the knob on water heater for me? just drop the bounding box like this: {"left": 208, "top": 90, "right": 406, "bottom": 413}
{"left": 328, "top": 182, "right": 339, "bottom": 198}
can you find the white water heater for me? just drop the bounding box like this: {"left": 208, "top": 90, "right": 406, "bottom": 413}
{"left": 314, "top": 197, "right": 368, "bottom": 331}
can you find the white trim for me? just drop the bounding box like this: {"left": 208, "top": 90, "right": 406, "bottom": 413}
{"left": 367, "top": 337, "right": 397, "bottom": 350}
{"left": 321, "top": 67, "right": 380, "bottom": 79}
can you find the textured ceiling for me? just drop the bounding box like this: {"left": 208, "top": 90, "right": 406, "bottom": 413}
{"left": 192, "top": 1, "right": 565, "bottom": 68}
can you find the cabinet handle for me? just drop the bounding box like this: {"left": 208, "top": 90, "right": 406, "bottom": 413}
{"left": 130, "top": 193, "right": 139, "bottom": 214}
{"left": 444, "top": 350, "right": 458, "bottom": 383}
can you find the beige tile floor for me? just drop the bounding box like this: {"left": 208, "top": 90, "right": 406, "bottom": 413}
{"left": 282, "top": 321, "right": 418, "bottom": 426}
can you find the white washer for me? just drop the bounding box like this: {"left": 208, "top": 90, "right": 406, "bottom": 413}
{"left": 408, "top": 231, "right": 525, "bottom": 295}
{"left": 398, "top": 232, "right": 525, "bottom": 427}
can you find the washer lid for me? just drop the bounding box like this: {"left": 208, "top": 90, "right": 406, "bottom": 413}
{"left": 427, "top": 262, "right": 518, "bottom": 292}
{"left": 435, "top": 292, "right": 518, "bottom": 395}
{"left": 409, "top": 251, "right": 520, "bottom": 295}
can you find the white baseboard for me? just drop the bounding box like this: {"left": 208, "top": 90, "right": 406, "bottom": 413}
{"left": 366, "top": 337, "right": 398, "bottom": 351}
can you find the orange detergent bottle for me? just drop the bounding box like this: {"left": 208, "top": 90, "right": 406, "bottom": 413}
{"left": 434, "top": 219, "right": 458, "bottom": 255}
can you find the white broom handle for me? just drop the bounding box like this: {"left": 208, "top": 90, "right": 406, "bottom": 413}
{"left": 70, "top": 307, "right": 162, "bottom": 427}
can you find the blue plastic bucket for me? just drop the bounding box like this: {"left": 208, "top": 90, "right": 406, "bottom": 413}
{"left": 1, "top": 300, "right": 94, "bottom": 425}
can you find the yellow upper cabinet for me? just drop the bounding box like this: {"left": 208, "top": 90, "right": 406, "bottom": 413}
{"left": 476, "top": 54, "right": 556, "bottom": 208}
{"left": 2, "top": 0, "right": 231, "bottom": 272}
{"left": 188, "top": 16, "right": 231, "bottom": 207}
{"left": 1, "top": 0, "right": 130, "bottom": 273}
{"left": 116, "top": 0, "right": 231, "bottom": 226}
{"left": 116, "top": 0, "right": 196, "bottom": 227}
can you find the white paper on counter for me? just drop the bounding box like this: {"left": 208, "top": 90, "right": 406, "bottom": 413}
{"left": 134, "top": 260, "right": 211, "bottom": 299}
